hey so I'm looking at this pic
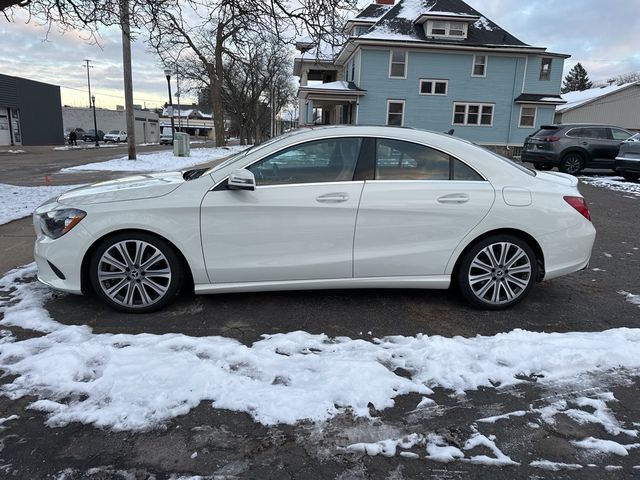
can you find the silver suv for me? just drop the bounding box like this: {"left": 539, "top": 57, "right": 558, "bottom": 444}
{"left": 521, "top": 123, "right": 633, "bottom": 175}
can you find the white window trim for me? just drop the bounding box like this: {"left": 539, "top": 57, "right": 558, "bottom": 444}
{"left": 471, "top": 55, "right": 487, "bottom": 78}
{"left": 388, "top": 50, "right": 408, "bottom": 79}
{"left": 386, "top": 99, "right": 405, "bottom": 126}
{"left": 425, "top": 20, "right": 469, "bottom": 39}
{"left": 452, "top": 102, "right": 494, "bottom": 127}
{"left": 518, "top": 105, "right": 537, "bottom": 128}
{"left": 418, "top": 79, "right": 449, "bottom": 96}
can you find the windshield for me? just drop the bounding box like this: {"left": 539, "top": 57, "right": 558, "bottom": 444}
{"left": 108, "top": 130, "right": 119, "bottom": 134}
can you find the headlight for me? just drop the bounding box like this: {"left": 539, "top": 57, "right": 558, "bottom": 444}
{"left": 39, "top": 208, "right": 86, "bottom": 239}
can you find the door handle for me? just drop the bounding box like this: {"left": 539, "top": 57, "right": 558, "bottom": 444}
{"left": 437, "top": 193, "right": 469, "bottom": 204}
{"left": 316, "top": 192, "right": 349, "bottom": 203}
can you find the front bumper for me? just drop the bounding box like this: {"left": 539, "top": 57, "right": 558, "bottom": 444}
{"left": 33, "top": 219, "right": 94, "bottom": 295}
{"left": 615, "top": 157, "right": 640, "bottom": 174}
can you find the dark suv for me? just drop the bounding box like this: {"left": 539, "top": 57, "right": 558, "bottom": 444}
{"left": 521, "top": 123, "right": 633, "bottom": 175}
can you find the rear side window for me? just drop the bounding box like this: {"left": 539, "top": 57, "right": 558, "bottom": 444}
{"left": 375, "top": 138, "right": 483, "bottom": 181}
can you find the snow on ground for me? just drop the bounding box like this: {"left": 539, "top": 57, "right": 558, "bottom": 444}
{"left": 2, "top": 266, "right": 640, "bottom": 433}
{"left": 0, "top": 149, "right": 25, "bottom": 154}
{"left": 579, "top": 176, "right": 640, "bottom": 197}
{"left": 53, "top": 144, "right": 121, "bottom": 151}
{"left": 0, "top": 183, "right": 84, "bottom": 226}
{"left": 61, "top": 145, "right": 250, "bottom": 172}
{"left": 571, "top": 437, "right": 640, "bottom": 456}
{"left": 620, "top": 290, "right": 640, "bottom": 307}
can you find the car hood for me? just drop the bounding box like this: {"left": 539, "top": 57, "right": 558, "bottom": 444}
{"left": 535, "top": 171, "right": 579, "bottom": 188}
{"left": 57, "top": 172, "right": 184, "bottom": 206}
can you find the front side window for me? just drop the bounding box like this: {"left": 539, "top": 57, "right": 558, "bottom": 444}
{"left": 386, "top": 100, "right": 405, "bottom": 126}
{"left": 472, "top": 55, "right": 487, "bottom": 77}
{"left": 375, "top": 138, "right": 483, "bottom": 181}
{"left": 519, "top": 106, "right": 537, "bottom": 128}
{"left": 419, "top": 79, "right": 448, "bottom": 95}
{"left": 247, "top": 138, "right": 362, "bottom": 186}
{"left": 453, "top": 103, "right": 494, "bottom": 126}
{"left": 540, "top": 58, "right": 552, "bottom": 80}
{"left": 389, "top": 49, "right": 407, "bottom": 78}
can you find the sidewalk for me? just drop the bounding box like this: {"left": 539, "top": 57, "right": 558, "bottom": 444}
{"left": 0, "top": 217, "right": 34, "bottom": 274}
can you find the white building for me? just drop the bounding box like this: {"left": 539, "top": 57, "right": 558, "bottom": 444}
{"left": 555, "top": 82, "right": 640, "bottom": 131}
{"left": 62, "top": 106, "right": 160, "bottom": 143}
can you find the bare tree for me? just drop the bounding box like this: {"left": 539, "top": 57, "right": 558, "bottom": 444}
{"left": 607, "top": 71, "right": 640, "bottom": 86}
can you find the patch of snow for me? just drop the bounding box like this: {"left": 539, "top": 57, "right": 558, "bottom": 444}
{"left": 565, "top": 393, "right": 637, "bottom": 437}
{"left": 399, "top": 451, "right": 419, "bottom": 459}
{"left": 61, "top": 145, "right": 250, "bottom": 173}
{"left": 415, "top": 397, "right": 436, "bottom": 409}
{"left": 477, "top": 410, "right": 526, "bottom": 423}
{"left": 530, "top": 460, "right": 582, "bottom": 470}
{"left": 361, "top": 25, "right": 418, "bottom": 41}
{"left": 190, "top": 451, "right": 198, "bottom": 459}
{"left": 605, "top": 465, "right": 623, "bottom": 471}
{"left": 619, "top": 291, "right": 640, "bottom": 307}
{"left": 571, "top": 437, "right": 640, "bottom": 456}
{"left": 464, "top": 433, "right": 518, "bottom": 466}
{"left": 0, "top": 149, "right": 26, "bottom": 154}
{"left": 473, "top": 17, "right": 494, "bottom": 31}
{"left": 579, "top": 176, "right": 640, "bottom": 197}
{"left": 53, "top": 144, "right": 121, "bottom": 151}
{"left": 3, "top": 266, "right": 640, "bottom": 431}
{"left": 604, "top": 253, "right": 613, "bottom": 258}
{"left": 0, "top": 183, "right": 84, "bottom": 226}
{"left": 425, "top": 434, "right": 464, "bottom": 463}
{"left": 558, "top": 82, "right": 638, "bottom": 113}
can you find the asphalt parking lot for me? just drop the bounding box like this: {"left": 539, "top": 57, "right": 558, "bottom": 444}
{"left": 0, "top": 149, "right": 639, "bottom": 479}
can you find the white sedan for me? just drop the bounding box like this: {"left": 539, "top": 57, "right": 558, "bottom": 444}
{"left": 33, "top": 126, "right": 595, "bottom": 313}
{"left": 103, "top": 130, "right": 127, "bottom": 143}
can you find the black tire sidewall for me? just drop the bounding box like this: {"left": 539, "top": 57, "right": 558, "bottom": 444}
{"left": 456, "top": 235, "right": 538, "bottom": 310}
{"left": 559, "top": 153, "right": 583, "bottom": 175}
{"left": 89, "top": 232, "right": 184, "bottom": 313}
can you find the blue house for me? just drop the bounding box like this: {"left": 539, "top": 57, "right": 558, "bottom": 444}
{"left": 294, "top": 0, "right": 568, "bottom": 152}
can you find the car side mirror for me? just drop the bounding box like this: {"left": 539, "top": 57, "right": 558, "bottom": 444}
{"left": 228, "top": 169, "right": 256, "bottom": 191}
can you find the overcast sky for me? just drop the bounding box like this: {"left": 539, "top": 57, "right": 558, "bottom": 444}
{"left": 1, "top": 0, "right": 638, "bottom": 110}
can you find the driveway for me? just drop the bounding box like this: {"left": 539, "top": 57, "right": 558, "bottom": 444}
{"left": 0, "top": 171, "right": 638, "bottom": 479}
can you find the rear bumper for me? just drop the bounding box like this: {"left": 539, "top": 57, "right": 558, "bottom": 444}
{"left": 615, "top": 157, "right": 640, "bottom": 173}
{"left": 521, "top": 151, "right": 560, "bottom": 166}
{"left": 538, "top": 220, "right": 596, "bottom": 281}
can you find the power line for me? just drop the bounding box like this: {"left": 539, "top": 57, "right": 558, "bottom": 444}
{"left": 59, "top": 84, "right": 168, "bottom": 104}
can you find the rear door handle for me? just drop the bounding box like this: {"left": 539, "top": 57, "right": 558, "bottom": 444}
{"left": 437, "top": 193, "right": 469, "bottom": 204}
{"left": 316, "top": 192, "right": 349, "bottom": 203}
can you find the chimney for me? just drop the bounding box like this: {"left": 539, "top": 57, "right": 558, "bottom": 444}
{"left": 376, "top": 0, "right": 395, "bottom": 4}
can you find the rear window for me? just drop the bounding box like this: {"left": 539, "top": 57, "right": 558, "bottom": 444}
{"left": 531, "top": 127, "right": 559, "bottom": 138}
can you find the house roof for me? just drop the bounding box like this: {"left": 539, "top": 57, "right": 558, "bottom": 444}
{"left": 515, "top": 93, "right": 566, "bottom": 105}
{"left": 556, "top": 82, "right": 640, "bottom": 113}
{"left": 359, "top": 0, "right": 529, "bottom": 47}
{"left": 353, "top": 3, "right": 394, "bottom": 22}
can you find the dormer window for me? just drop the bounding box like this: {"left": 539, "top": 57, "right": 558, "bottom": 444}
{"left": 425, "top": 20, "right": 469, "bottom": 39}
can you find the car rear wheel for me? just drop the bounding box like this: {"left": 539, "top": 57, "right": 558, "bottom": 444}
{"left": 89, "top": 233, "right": 184, "bottom": 313}
{"left": 456, "top": 235, "right": 537, "bottom": 310}
{"left": 559, "top": 153, "right": 584, "bottom": 175}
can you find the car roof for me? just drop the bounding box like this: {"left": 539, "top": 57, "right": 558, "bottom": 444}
{"left": 542, "top": 123, "right": 627, "bottom": 129}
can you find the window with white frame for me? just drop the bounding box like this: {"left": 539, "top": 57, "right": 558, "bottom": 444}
{"left": 426, "top": 20, "right": 468, "bottom": 39}
{"left": 389, "top": 49, "right": 407, "bottom": 78}
{"left": 452, "top": 103, "right": 494, "bottom": 126}
{"left": 344, "top": 60, "right": 355, "bottom": 82}
{"left": 387, "top": 100, "right": 405, "bottom": 126}
{"left": 419, "top": 79, "right": 448, "bottom": 95}
{"left": 472, "top": 55, "right": 487, "bottom": 77}
{"left": 519, "top": 106, "right": 537, "bottom": 128}
{"left": 540, "top": 58, "right": 552, "bottom": 80}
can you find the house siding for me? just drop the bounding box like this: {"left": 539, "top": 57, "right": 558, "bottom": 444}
{"left": 522, "top": 55, "right": 564, "bottom": 94}
{"left": 356, "top": 48, "right": 552, "bottom": 145}
{"left": 555, "top": 85, "right": 640, "bottom": 131}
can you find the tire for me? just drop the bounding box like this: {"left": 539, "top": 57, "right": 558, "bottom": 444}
{"left": 89, "top": 232, "right": 184, "bottom": 313}
{"left": 534, "top": 164, "right": 552, "bottom": 171}
{"left": 622, "top": 172, "right": 640, "bottom": 182}
{"left": 559, "top": 153, "right": 584, "bottom": 175}
{"left": 456, "top": 235, "right": 538, "bottom": 310}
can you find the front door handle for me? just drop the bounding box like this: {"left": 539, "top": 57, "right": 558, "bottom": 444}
{"left": 316, "top": 192, "right": 349, "bottom": 203}
{"left": 437, "top": 193, "right": 470, "bottom": 204}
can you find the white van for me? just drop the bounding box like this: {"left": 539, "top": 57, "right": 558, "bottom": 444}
{"left": 159, "top": 127, "right": 174, "bottom": 145}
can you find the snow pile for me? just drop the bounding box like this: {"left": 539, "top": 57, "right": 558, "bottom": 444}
{"left": 2, "top": 266, "right": 640, "bottom": 431}
{"left": 53, "top": 144, "right": 120, "bottom": 151}
{"left": 619, "top": 290, "right": 640, "bottom": 307}
{"left": 61, "top": 145, "right": 250, "bottom": 173}
{"left": 571, "top": 437, "right": 640, "bottom": 456}
{"left": 0, "top": 149, "right": 25, "bottom": 154}
{"left": 579, "top": 176, "right": 640, "bottom": 197}
{"left": 0, "top": 183, "right": 83, "bottom": 226}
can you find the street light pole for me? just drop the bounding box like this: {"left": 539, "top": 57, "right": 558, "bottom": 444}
{"left": 164, "top": 69, "right": 175, "bottom": 143}
{"left": 91, "top": 95, "right": 99, "bottom": 147}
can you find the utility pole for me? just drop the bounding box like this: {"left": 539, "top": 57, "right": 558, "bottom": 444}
{"left": 83, "top": 59, "right": 93, "bottom": 108}
{"left": 120, "top": 0, "right": 136, "bottom": 160}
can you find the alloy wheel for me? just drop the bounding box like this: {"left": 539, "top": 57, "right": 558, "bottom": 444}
{"left": 467, "top": 241, "right": 532, "bottom": 306}
{"left": 96, "top": 240, "right": 172, "bottom": 308}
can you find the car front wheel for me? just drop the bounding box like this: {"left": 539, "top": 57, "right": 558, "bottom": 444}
{"left": 89, "top": 233, "right": 184, "bottom": 313}
{"left": 456, "top": 235, "right": 537, "bottom": 310}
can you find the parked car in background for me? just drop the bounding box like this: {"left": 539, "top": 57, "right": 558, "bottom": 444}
{"left": 104, "top": 130, "right": 127, "bottom": 143}
{"left": 159, "top": 127, "right": 174, "bottom": 145}
{"left": 33, "top": 126, "right": 595, "bottom": 313}
{"left": 82, "top": 129, "right": 105, "bottom": 142}
{"left": 521, "top": 124, "right": 633, "bottom": 175}
{"left": 64, "top": 128, "right": 86, "bottom": 142}
{"left": 615, "top": 133, "right": 640, "bottom": 182}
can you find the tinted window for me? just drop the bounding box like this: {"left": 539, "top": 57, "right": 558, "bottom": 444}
{"left": 532, "top": 127, "right": 560, "bottom": 138}
{"left": 592, "top": 127, "right": 612, "bottom": 139}
{"left": 611, "top": 128, "right": 632, "bottom": 141}
{"left": 248, "top": 138, "right": 362, "bottom": 186}
{"left": 375, "top": 139, "right": 483, "bottom": 181}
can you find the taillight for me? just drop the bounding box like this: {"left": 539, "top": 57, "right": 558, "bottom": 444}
{"left": 541, "top": 136, "right": 560, "bottom": 142}
{"left": 564, "top": 196, "right": 591, "bottom": 221}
